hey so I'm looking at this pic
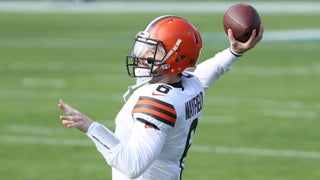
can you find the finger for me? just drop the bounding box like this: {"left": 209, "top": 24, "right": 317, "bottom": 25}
{"left": 58, "top": 99, "right": 78, "bottom": 115}
{"left": 246, "top": 29, "right": 257, "bottom": 44}
{"left": 60, "top": 115, "right": 71, "bottom": 121}
{"left": 60, "top": 115, "right": 85, "bottom": 122}
{"left": 249, "top": 25, "right": 264, "bottom": 47}
{"left": 58, "top": 99, "right": 73, "bottom": 114}
{"left": 66, "top": 116, "right": 73, "bottom": 121}
{"left": 61, "top": 116, "right": 83, "bottom": 129}
{"left": 251, "top": 25, "right": 264, "bottom": 42}
{"left": 61, "top": 114, "right": 78, "bottom": 128}
{"left": 257, "top": 24, "right": 264, "bottom": 39}
{"left": 58, "top": 99, "right": 69, "bottom": 113}
{"left": 62, "top": 120, "right": 76, "bottom": 128}
{"left": 60, "top": 115, "right": 82, "bottom": 121}
{"left": 227, "top": 29, "right": 236, "bottom": 43}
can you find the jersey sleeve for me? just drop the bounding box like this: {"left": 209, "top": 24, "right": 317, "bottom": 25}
{"left": 86, "top": 95, "right": 176, "bottom": 179}
{"left": 132, "top": 96, "right": 177, "bottom": 129}
{"left": 192, "top": 48, "right": 240, "bottom": 89}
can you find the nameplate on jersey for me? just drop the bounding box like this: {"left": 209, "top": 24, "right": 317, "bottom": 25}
{"left": 185, "top": 92, "right": 203, "bottom": 120}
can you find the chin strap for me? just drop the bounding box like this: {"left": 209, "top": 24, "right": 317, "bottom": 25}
{"left": 123, "top": 77, "right": 152, "bottom": 101}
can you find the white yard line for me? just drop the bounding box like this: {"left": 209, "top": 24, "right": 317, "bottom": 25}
{"left": 1, "top": 88, "right": 319, "bottom": 112}
{"left": 192, "top": 145, "right": 320, "bottom": 159}
{"left": 263, "top": 29, "right": 320, "bottom": 42}
{"left": 0, "top": 135, "right": 91, "bottom": 146}
{"left": 204, "top": 96, "right": 320, "bottom": 111}
{"left": 1, "top": 134, "right": 320, "bottom": 159}
{"left": 21, "top": 77, "right": 66, "bottom": 88}
{"left": 263, "top": 108, "right": 319, "bottom": 119}
{"left": 4, "top": 123, "right": 320, "bottom": 160}
{"left": 0, "top": 1, "right": 319, "bottom": 14}
{"left": 1, "top": 29, "right": 320, "bottom": 48}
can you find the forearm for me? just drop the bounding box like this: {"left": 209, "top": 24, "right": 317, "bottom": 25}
{"left": 86, "top": 122, "right": 164, "bottom": 179}
{"left": 86, "top": 122, "right": 120, "bottom": 152}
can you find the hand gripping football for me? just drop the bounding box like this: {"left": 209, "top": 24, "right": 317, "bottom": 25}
{"left": 223, "top": 3, "right": 261, "bottom": 42}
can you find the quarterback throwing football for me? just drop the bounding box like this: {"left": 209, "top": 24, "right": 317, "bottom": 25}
{"left": 59, "top": 15, "right": 263, "bottom": 179}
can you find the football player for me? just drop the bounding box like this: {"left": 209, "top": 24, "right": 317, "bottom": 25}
{"left": 59, "top": 15, "right": 263, "bottom": 179}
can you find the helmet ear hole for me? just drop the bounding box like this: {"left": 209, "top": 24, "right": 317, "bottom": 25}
{"left": 176, "top": 55, "right": 186, "bottom": 62}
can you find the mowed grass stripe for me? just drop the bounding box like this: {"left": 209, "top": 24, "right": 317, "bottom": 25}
{"left": 1, "top": 89, "right": 319, "bottom": 111}
{"left": 1, "top": 88, "right": 319, "bottom": 121}
{"left": 0, "top": 37, "right": 130, "bottom": 48}
{"left": 1, "top": 29, "right": 320, "bottom": 48}
{"left": 6, "top": 60, "right": 320, "bottom": 75}
{"left": 0, "top": 89, "right": 123, "bottom": 102}
{"left": 1, "top": 134, "right": 320, "bottom": 159}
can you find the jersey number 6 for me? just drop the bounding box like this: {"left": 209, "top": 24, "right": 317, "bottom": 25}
{"left": 180, "top": 118, "right": 198, "bottom": 168}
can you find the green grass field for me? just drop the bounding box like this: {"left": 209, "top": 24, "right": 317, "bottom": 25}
{"left": 0, "top": 5, "right": 320, "bottom": 180}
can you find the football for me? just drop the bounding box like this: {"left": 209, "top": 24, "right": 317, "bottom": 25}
{"left": 223, "top": 3, "right": 261, "bottom": 42}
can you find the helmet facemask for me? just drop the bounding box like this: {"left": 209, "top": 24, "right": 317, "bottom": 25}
{"left": 126, "top": 31, "right": 167, "bottom": 79}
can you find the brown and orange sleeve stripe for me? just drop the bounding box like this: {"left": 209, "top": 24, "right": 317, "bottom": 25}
{"left": 132, "top": 96, "right": 177, "bottom": 127}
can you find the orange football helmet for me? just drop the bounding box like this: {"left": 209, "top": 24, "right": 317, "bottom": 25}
{"left": 126, "top": 15, "right": 202, "bottom": 78}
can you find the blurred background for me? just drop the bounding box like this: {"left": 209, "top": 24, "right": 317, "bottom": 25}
{"left": 0, "top": 0, "right": 319, "bottom": 179}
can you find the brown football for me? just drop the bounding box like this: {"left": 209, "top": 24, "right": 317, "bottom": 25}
{"left": 223, "top": 3, "right": 261, "bottom": 42}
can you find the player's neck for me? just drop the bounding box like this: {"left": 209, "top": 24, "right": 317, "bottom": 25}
{"left": 150, "top": 74, "right": 181, "bottom": 85}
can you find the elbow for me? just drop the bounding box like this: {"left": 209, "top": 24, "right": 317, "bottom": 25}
{"left": 126, "top": 172, "right": 141, "bottom": 179}
{"left": 218, "top": 66, "right": 232, "bottom": 74}
{"left": 107, "top": 157, "right": 147, "bottom": 179}
{"left": 119, "top": 166, "right": 145, "bottom": 179}
{"left": 105, "top": 140, "right": 158, "bottom": 178}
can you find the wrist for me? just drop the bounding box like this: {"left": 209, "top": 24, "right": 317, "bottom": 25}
{"left": 86, "top": 122, "right": 120, "bottom": 152}
{"left": 86, "top": 122, "right": 98, "bottom": 134}
{"left": 229, "top": 48, "right": 243, "bottom": 57}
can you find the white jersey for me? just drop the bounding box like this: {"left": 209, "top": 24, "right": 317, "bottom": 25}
{"left": 86, "top": 48, "right": 238, "bottom": 180}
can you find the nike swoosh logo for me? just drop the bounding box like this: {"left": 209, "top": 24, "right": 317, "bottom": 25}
{"left": 151, "top": 92, "right": 164, "bottom": 96}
